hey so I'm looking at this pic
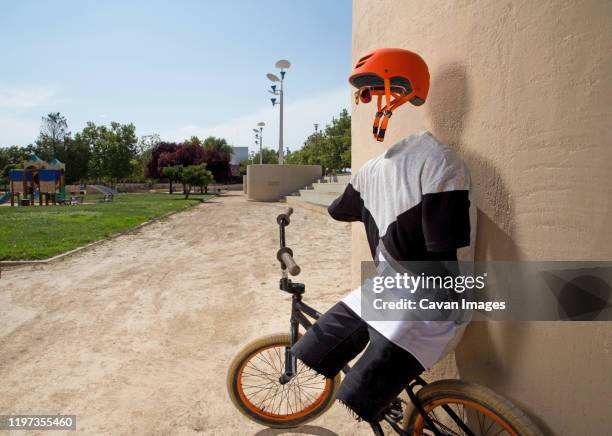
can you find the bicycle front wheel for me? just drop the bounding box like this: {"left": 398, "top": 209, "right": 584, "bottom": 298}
{"left": 227, "top": 333, "right": 341, "bottom": 428}
{"left": 403, "top": 379, "right": 542, "bottom": 436}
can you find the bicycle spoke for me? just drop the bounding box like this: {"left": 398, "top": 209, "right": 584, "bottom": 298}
{"left": 294, "top": 377, "right": 305, "bottom": 410}
{"left": 478, "top": 406, "right": 485, "bottom": 433}
{"left": 258, "top": 381, "right": 280, "bottom": 411}
{"left": 421, "top": 401, "right": 516, "bottom": 436}
{"left": 242, "top": 367, "right": 279, "bottom": 379}
{"left": 483, "top": 415, "right": 496, "bottom": 435}
{"left": 241, "top": 380, "right": 276, "bottom": 389}
{"left": 238, "top": 344, "right": 331, "bottom": 419}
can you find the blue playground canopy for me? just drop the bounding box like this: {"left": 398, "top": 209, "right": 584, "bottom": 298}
{"left": 39, "top": 169, "right": 61, "bottom": 181}
{"left": 9, "top": 169, "right": 33, "bottom": 182}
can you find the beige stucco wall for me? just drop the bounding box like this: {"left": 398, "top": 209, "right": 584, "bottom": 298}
{"left": 352, "top": 0, "right": 611, "bottom": 434}
{"left": 246, "top": 164, "right": 322, "bottom": 201}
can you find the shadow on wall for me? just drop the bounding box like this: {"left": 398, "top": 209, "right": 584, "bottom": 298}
{"left": 426, "top": 63, "right": 551, "bottom": 431}
{"left": 425, "top": 62, "right": 524, "bottom": 260}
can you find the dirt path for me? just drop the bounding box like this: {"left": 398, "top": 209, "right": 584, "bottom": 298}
{"left": 0, "top": 192, "right": 377, "bottom": 435}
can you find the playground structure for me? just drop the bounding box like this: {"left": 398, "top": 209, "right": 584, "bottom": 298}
{"left": 6, "top": 155, "right": 66, "bottom": 206}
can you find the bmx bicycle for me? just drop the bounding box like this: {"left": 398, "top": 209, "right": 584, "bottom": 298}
{"left": 227, "top": 208, "right": 541, "bottom": 435}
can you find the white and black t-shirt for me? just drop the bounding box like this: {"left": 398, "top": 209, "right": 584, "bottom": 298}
{"left": 330, "top": 131, "right": 476, "bottom": 369}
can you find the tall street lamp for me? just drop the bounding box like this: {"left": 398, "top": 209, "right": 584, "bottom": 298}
{"left": 314, "top": 123, "right": 323, "bottom": 178}
{"left": 253, "top": 129, "right": 259, "bottom": 163}
{"left": 253, "top": 122, "right": 265, "bottom": 164}
{"left": 267, "top": 59, "right": 290, "bottom": 164}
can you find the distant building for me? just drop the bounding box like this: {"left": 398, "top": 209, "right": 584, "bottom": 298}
{"left": 230, "top": 146, "right": 249, "bottom": 165}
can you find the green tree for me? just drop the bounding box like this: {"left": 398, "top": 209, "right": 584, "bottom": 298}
{"left": 62, "top": 136, "right": 90, "bottom": 184}
{"left": 1, "top": 162, "right": 20, "bottom": 189}
{"left": 74, "top": 121, "right": 137, "bottom": 183}
{"left": 285, "top": 109, "right": 351, "bottom": 173}
{"left": 0, "top": 145, "right": 35, "bottom": 187}
{"left": 130, "top": 134, "right": 160, "bottom": 182}
{"left": 323, "top": 108, "right": 351, "bottom": 171}
{"left": 36, "top": 112, "right": 69, "bottom": 160}
{"left": 0, "top": 149, "right": 8, "bottom": 187}
{"left": 203, "top": 136, "right": 233, "bottom": 158}
{"left": 181, "top": 164, "right": 214, "bottom": 199}
{"left": 79, "top": 123, "right": 102, "bottom": 180}
{"left": 186, "top": 136, "right": 203, "bottom": 146}
{"left": 200, "top": 169, "right": 214, "bottom": 194}
{"left": 238, "top": 159, "right": 249, "bottom": 176}
{"left": 251, "top": 148, "right": 279, "bottom": 164}
{"left": 105, "top": 122, "right": 138, "bottom": 182}
{"left": 162, "top": 165, "right": 182, "bottom": 194}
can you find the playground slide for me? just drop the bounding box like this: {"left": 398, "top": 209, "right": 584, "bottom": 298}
{"left": 90, "top": 185, "right": 118, "bottom": 195}
{"left": 0, "top": 192, "right": 11, "bottom": 204}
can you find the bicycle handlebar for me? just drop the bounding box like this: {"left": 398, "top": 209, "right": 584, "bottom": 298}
{"left": 276, "top": 207, "right": 294, "bottom": 225}
{"left": 277, "top": 247, "right": 301, "bottom": 276}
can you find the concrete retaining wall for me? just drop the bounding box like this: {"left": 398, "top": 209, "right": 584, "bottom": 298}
{"left": 246, "top": 164, "right": 322, "bottom": 202}
{"left": 352, "top": 1, "right": 611, "bottom": 434}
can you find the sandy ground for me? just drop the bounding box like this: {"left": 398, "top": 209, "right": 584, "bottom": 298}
{"left": 0, "top": 192, "right": 379, "bottom": 436}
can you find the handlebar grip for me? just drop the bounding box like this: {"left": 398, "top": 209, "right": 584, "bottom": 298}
{"left": 276, "top": 207, "right": 294, "bottom": 225}
{"left": 277, "top": 247, "right": 301, "bottom": 276}
{"left": 281, "top": 252, "right": 301, "bottom": 276}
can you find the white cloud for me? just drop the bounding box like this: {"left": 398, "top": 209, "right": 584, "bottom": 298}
{"left": 0, "top": 83, "right": 60, "bottom": 145}
{"left": 0, "top": 85, "right": 352, "bottom": 149}
{"left": 0, "top": 116, "right": 40, "bottom": 145}
{"left": 160, "top": 86, "right": 351, "bottom": 154}
{"left": 0, "top": 83, "right": 58, "bottom": 110}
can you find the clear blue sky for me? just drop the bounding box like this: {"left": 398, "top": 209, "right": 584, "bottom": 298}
{"left": 0, "top": 0, "right": 352, "bottom": 152}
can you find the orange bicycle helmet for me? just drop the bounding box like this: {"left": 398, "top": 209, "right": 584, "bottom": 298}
{"left": 349, "top": 48, "right": 430, "bottom": 142}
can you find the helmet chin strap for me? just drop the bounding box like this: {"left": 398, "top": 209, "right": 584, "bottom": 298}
{"left": 372, "top": 79, "right": 415, "bottom": 142}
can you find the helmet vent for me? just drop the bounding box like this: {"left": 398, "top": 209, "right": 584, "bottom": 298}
{"left": 355, "top": 53, "right": 374, "bottom": 68}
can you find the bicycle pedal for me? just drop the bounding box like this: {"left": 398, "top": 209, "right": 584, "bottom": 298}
{"left": 387, "top": 409, "right": 403, "bottom": 422}
{"left": 386, "top": 400, "right": 404, "bottom": 422}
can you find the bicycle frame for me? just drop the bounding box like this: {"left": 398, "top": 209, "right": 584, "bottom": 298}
{"left": 276, "top": 213, "right": 466, "bottom": 436}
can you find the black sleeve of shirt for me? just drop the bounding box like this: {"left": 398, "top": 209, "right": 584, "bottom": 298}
{"left": 327, "top": 183, "right": 363, "bottom": 222}
{"left": 422, "top": 190, "right": 470, "bottom": 252}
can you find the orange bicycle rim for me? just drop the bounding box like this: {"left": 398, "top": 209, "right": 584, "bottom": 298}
{"left": 412, "top": 397, "right": 518, "bottom": 436}
{"left": 236, "top": 344, "right": 333, "bottom": 421}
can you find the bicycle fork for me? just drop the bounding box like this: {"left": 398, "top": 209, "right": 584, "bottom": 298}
{"left": 279, "top": 316, "right": 299, "bottom": 384}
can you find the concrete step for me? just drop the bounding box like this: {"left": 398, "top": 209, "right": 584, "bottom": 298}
{"left": 285, "top": 195, "right": 329, "bottom": 215}
{"left": 323, "top": 174, "right": 351, "bottom": 184}
{"left": 309, "top": 182, "right": 347, "bottom": 193}
{"left": 297, "top": 190, "right": 339, "bottom": 207}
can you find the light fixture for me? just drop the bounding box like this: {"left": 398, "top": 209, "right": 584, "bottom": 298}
{"left": 265, "top": 59, "right": 290, "bottom": 164}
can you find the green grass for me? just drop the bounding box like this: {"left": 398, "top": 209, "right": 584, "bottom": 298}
{"left": 0, "top": 193, "right": 212, "bottom": 260}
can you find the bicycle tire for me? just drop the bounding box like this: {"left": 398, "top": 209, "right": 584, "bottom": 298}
{"left": 227, "top": 333, "right": 341, "bottom": 428}
{"left": 403, "top": 379, "right": 542, "bottom": 435}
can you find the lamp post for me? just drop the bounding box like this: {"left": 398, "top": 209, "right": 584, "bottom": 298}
{"left": 314, "top": 123, "right": 323, "bottom": 179}
{"left": 253, "top": 130, "right": 259, "bottom": 163}
{"left": 253, "top": 122, "right": 265, "bottom": 164}
{"left": 267, "top": 59, "right": 290, "bottom": 164}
